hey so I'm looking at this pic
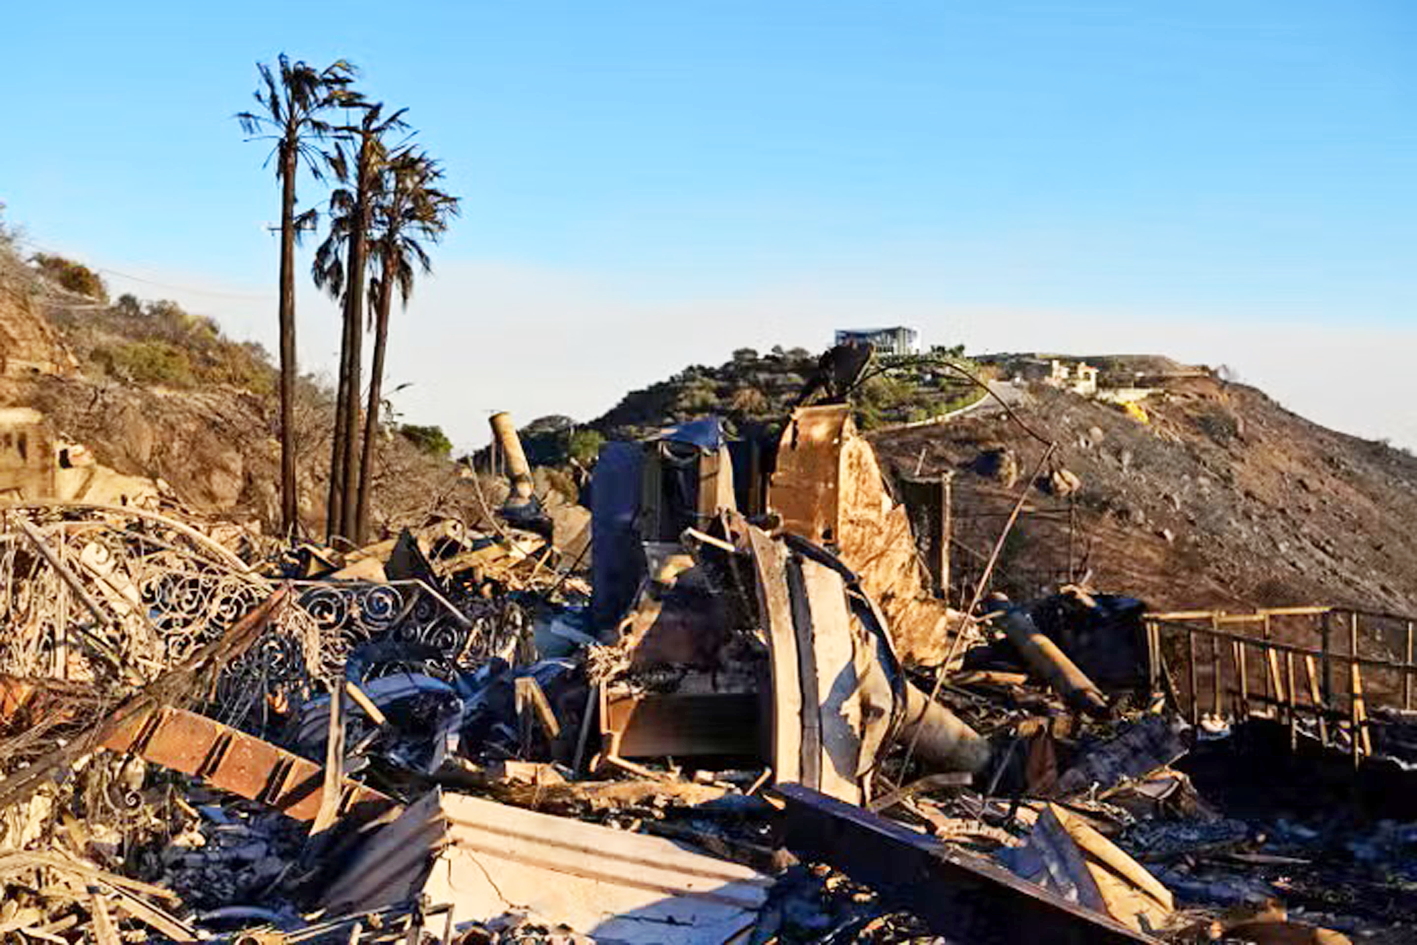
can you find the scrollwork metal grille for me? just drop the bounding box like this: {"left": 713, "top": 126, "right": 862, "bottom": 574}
{"left": 0, "top": 504, "right": 528, "bottom": 735}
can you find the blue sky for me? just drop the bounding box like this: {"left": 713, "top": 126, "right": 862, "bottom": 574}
{"left": 3, "top": 1, "right": 1415, "bottom": 448}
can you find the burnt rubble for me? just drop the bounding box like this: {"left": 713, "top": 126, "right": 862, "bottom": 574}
{"left": 1, "top": 383, "right": 1414, "bottom": 944}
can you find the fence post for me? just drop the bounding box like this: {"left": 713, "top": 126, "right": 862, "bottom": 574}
{"left": 1235, "top": 639, "right": 1249, "bottom": 719}
{"left": 1210, "top": 614, "right": 1222, "bottom": 719}
{"left": 1284, "top": 652, "right": 1297, "bottom": 751}
{"left": 1145, "top": 620, "right": 1159, "bottom": 694}
{"left": 1320, "top": 611, "right": 1333, "bottom": 709}
{"left": 1405, "top": 620, "right": 1413, "bottom": 712}
{"left": 1261, "top": 613, "right": 1273, "bottom": 709}
{"left": 1304, "top": 654, "right": 1329, "bottom": 747}
{"left": 1188, "top": 628, "right": 1199, "bottom": 727}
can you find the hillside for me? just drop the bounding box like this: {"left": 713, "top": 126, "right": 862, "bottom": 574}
{"left": 880, "top": 376, "right": 1417, "bottom": 613}
{"left": 0, "top": 237, "right": 467, "bottom": 535}
{"left": 8, "top": 225, "right": 1416, "bottom": 616}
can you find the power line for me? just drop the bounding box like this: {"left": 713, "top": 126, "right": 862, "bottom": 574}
{"left": 96, "top": 267, "right": 274, "bottom": 302}
{"left": 11, "top": 235, "right": 275, "bottom": 302}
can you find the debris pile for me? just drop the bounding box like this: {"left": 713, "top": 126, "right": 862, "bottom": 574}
{"left": 2, "top": 379, "right": 1414, "bottom": 943}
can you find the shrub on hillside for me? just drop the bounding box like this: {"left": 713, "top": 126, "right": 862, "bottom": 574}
{"left": 568, "top": 428, "right": 605, "bottom": 465}
{"left": 399, "top": 424, "right": 453, "bottom": 458}
{"left": 592, "top": 343, "right": 982, "bottom": 440}
{"left": 31, "top": 253, "right": 108, "bottom": 302}
{"left": 56, "top": 295, "right": 277, "bottom": 395}
{"left": 728, "top": 385, "right": 769, "bottom": 416}
{"left": 94, "top": 341, "right": 195, "bottom": 386}
{"left": 1194, "top": 405, "right": 1240, "bottom": 446}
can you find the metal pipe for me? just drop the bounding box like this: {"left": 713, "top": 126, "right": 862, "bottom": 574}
{"left": 489, "top": 411, "right": 534, "bottom": 499}
{"left": 897, "top": 684, "right": 990, "bottom": 772}
{"left": 1405, "top": 621, "right": 1413, "bottom": 711}
{"left": 995, "top": 608, "right": 1108, "bottom": 716}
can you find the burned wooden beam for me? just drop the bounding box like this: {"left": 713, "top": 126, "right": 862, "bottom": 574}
{"left": 774, "top": 783, "right": 1159, "bottom": 945}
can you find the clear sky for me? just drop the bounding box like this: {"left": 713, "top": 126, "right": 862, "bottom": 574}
{"left": 3, "top": 1, "right": 1414, "bottom": 449}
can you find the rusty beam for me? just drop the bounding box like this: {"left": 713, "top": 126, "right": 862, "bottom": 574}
{"left": 774, "top": 783, "right": 1157, "bottom": 945}
{"left": 102, "top": 704, "right": 396, "bottom": 823}
{"left": 0, "top": 586, "right": 290, "bottom": 813}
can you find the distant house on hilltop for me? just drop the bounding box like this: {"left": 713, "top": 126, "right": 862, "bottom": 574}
{"left": 1047, "top": 358, "right": 1099, "bottom": 396}
{"left": 833, "top": 326, "right": 921, "bottom": 356}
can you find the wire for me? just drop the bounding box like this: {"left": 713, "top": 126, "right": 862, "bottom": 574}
{"left": 893, "top": 441, "right": 1058, "bottom": 785}
{"left": 93, "top": 268, "right": 273, "bottom": 302}
{"left": 10, "top": 234, "right": 274, "bottom": 302}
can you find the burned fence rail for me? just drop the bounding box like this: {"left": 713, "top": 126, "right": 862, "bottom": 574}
{"left": 1144, "top": 606, "right": 1417, "bottom": 764}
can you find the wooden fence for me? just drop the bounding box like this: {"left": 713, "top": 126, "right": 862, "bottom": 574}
{"left": 1143, "top": 606, "right": 1417, "bottom": 766}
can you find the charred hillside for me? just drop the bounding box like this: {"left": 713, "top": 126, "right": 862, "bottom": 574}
{"left": 874, "top": 376, "right": 1417, "bottom": 614}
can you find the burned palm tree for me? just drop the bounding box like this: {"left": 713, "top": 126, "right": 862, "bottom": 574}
{"left": 238, "top": 54, "right": 357, "bottom": 538}
{"left": 312, "top": 102, "right": 408, "bottom": 542}
{"left": 355, "top": 150, "right": 460, "bottom": 541}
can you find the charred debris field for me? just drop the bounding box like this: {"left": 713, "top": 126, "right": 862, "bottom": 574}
{"left": 5, "top": 291, "right": 1417, "bottom": 944}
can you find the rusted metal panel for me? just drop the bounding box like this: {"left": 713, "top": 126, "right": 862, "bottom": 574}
{"left": 793, "top": 557, "right": 864, "bottom": 804}
{"left": 743, "top": 523, "right": 988, "bottom": 796}
{"left": 101, "top": 704, "right": 397, "bottom": 823}
{"left": 769, "top": 405, "right": 851, "bottom": 544}
{"left": 323, "top": 789, "right": 772, "bottom": 944}
{"left": 768, "top": 405, "right": 976, "bottom": 667}
{"left": 775, "top": 783, "right": 1158, "bottom": 945}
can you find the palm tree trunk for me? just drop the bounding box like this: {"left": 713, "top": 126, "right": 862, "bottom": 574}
{"left": 277, "top": 148, "right": 300, "bottom": 539}
{"left": 326, "top": 291, "right": 352, "bottom": 539}
{"left": 355, "top": 256, "right": 395, "bottom": 544}
{"left": 340, "top": 280, "right": 364, "bottom": 541}
{"left": 339, "top": 152, "right": 370, "bottom": 542}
